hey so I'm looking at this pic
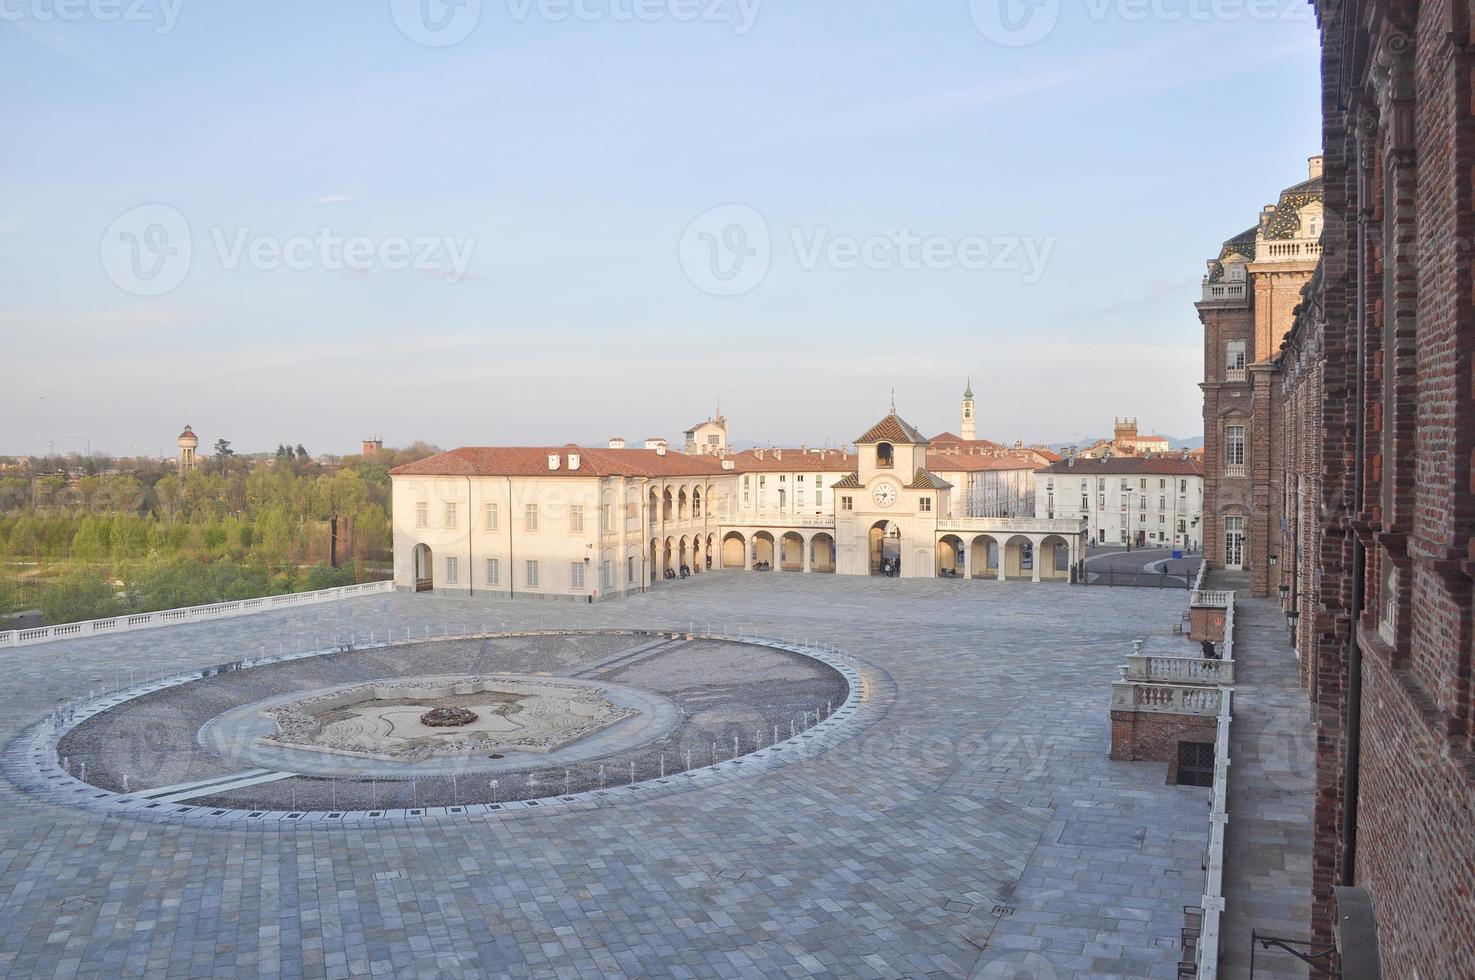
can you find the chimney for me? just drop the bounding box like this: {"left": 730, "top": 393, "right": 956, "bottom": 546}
{"left": 722, "top": 459, "right": 735, "bottom": 470}
{"left": 1308, "top": 155, "right": 1323, "bottom": 179}
{"left": 568, "top": 453, "right": 581, "bottom": 471}
{"left": 773, "top": 448, "right": 782, "bottom": 461}
{"left": 755, "top": 448, "right": 764, "bottom": 460}
{"left": 547, "top": 454, "right": 561, "bottom": 471}
{"left": 656, "top": 445, "right": 667, "bottom": 456}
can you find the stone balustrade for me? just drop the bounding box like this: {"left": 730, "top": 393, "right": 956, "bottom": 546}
{"left": 1191, "top": 590, "right": 1233, "bottom": 608}
{"left": 1126, "top": 654, "right": 1235, "bottom": 686}
{"left": 1110, "top": 681, "right": 1224, "bottom": 716}
{"left": 0, "top": 580, "right": 396, "bottom": 649}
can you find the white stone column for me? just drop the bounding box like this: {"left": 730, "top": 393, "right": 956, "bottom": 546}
{"left": 1030, "top": 535, "right": 1042, "bottom": 583}
{"left": 961, "top": 540, "right": 970, "bottom": 579}
{"left": 802, "top": 534, "right": 812, "bottom": 573}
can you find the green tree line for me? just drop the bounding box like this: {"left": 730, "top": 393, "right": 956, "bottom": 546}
{"left": 0, "top": 442, "right": 438, "bottom": 625}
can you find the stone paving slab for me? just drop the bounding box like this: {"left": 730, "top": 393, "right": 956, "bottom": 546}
{"left": 0, "top": 574, "right": 1210, "bottom": 978}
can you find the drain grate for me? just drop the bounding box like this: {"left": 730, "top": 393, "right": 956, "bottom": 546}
{"left": 991, "top": 905, "right": 1016, "bottom": 917}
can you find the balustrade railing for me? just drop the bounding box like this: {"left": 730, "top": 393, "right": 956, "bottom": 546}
{"left": 1191, "top": 590, "right": 1233, "bottom": 608}
{"left": 0, "top": 580, "right": 395, "bottom": 649}
{"left": 1110, "top": 681, "right": 1223, "bottom": 715}
{"left": 1126, "top": 654, "right": 1234, "bottom": 686}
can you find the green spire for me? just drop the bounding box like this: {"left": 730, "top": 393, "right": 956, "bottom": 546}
{"left": 963, "top": 377, "right": 974, "bottom": 399}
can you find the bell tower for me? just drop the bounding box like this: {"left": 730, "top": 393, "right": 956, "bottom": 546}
{"left": 961, "top": 379, "right": 976, "bottom": 440}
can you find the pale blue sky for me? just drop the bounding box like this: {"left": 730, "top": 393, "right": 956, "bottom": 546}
{"left": 0, "top": 1, "right": 1321, "bottom": 457}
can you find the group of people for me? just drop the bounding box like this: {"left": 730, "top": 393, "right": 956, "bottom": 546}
{"left": 662, "top": 565, "right": 693, "bottom": 580}
{"left": 751, "top": 560, "right": 772, "bottom": 571}
{"left": 879, "top": 557, "right": 902, "bottom": 577}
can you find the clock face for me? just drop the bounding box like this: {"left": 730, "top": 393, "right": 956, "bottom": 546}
{"left": 873, "top": 483, "right": 898, "bottom": 508}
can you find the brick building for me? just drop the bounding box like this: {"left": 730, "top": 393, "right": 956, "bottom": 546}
{"left": 1197, "top": 159, "right": 1323, "bottom": 596}
{"left": 1294, "top": 0, "right": 1475, "bottom": 972}
{"left": 1222, "top": 1, "right": 1475, "bottom": 973}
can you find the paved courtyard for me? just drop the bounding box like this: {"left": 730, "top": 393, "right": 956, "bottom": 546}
{"left": 0, "top": 575, "right": 1211, "bottom": 978}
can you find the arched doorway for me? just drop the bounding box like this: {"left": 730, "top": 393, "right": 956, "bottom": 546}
{"left": 869, "top": 521, "right": 901, "bottom": 576}
{"left": 663, "top": 536, "right": 676, "bottom": 576}
{"left": 780, "top": 532, "right": 805, "bottom": 571}
{"left": 722, "top": 531, "right": 746, "bottom": 568}
{"left": 810, "top": 533, "right": 836, "bottom": 572}
{"left": 678, "top": 535, "right": 690, "bottom": 573}
{"left": 413, "top": 543, "right": 434, "bottom": 592}
{"left": 1004, "top": 535, "right": 1034, "bottom": 579}
{"left": 752, "top": 531, "right": 776, "bottom": 568}
{"left": 969, "top": 535, "right": 999, "bottom": 578}
{"left": 938, "top": 534, "right": 964, "bottom": 576}
{"left": 649, "top": 538, "right": 659, "bottom": 582}
{"left": 706, "top": 533, "right": 716, "bottom": 569}
{"left": 1039, "top": 535, "right": 1070, "bottom": 580}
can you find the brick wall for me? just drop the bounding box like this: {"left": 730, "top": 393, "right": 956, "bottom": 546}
{"left": 1296, "top": 0, "right": 1475, "bottom": 972}
{"left": 1108, "top": 710, "right": 1217, "bottom": 764}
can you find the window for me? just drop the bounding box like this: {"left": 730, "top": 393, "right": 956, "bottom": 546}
{"left": 876, "top": 442, "right": 894, "bottom": 468}
{"left": 1158, "top": 496, "right": 1165, "bottom": 510}
{"left": 525, "top": 560, "right": 540, "bottom": 588}
{"left": 919, "top": 497, "right": 932, "bottom": 513}
{"left": 444, "top": 502, "right": 457, "bottom": 529}
{"left": 1225, "top": 426, "right": 1246, "bottom": 473}
{"left": 445, "top": 555, "right": 459, "bottom": 584}
{"left": 1175, "top": 741, "right": 1215, "bottom": 787}
{"left": 1226, "top": 341, "right": 1247, "bottom": 380}
{"left": 602, "top": 500, "right": 612, "bottom": 527}
{"left": 1180, "top": 479, "right": 1187, "bottom": 494}
{"left": 571, "top": 562, "right": 585, "bottom": 590}
{"left": 415, "top": 502, "right": 428, "bottom": 528}
{"left": 525, "top": 503, "right": 539, "bottom": 531}
{"left": 1159, "top": 479, "right": 1166, "bottom": 489}
{"left": 841, "top": 496, "right": 854, "bottom": 511}
{"left": 484, "top": 502, "right": 498, "bottom": 530}
{"left": 570, "top": 505, "right": 584, "bottom": 532}
{"left": 601, "top": 560, "right": 612, "bottom": 589}
{"left": 627, "top": 556, "right": 636, "bottom": 582}
{"left": 485, "top": 558, "right": 500, "bottom": 585}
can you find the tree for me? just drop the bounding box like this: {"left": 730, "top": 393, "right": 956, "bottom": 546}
{"left": 40, "top": 568, "right": 119, "bottom": 625}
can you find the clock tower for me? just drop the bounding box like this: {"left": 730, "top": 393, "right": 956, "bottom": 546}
{"left": 832, "top": 412, "right": 952, "bottom": 577}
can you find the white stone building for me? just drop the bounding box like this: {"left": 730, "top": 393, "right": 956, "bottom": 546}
{"left": 1035, "top": 456, "right": 1205, "bottom": 550}
{"left": 390, "top": 410, "right": 1088, "bottom": 600}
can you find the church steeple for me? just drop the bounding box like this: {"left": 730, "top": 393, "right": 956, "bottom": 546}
{"left": 961, "top": 379, "right": 976, "bottom": 441}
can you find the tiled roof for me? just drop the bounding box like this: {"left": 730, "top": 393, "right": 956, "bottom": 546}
{"left": 906, "top": 469, "right": 952, "bottom": 490}
{"left": 725, "top": 448, "right": 856, "bottom": 473}
{"left": 928, "top": 432, "right": 1005, "bottom": 451}
{"left": 390, "top": 446, "right": 728, "bottom": 479}
{"left": 856, "top": 414, "right": 928, "bottom": 445}
{"left": 925, "top": 451, "right": 1044, "bottom": 473}
{"left": 1039, "top": 457, "right": 1204, "bottom": 477}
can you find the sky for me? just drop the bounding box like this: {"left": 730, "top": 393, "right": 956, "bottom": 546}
{"left": 0, "top": 0, "right": 1322, "bottom": 458}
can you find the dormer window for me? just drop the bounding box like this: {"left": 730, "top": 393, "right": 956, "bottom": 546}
{"left": 876, "top": 442, "right": 894, "bottom": 468}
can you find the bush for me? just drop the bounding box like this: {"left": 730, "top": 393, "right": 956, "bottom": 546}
{"left": 304, "top": 561, "right": 355, "bottom": 592}
{"left": 40, "top": 568, "right": 120, "bottom": 624}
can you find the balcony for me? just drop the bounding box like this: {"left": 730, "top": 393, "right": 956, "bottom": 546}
{"left": 1223, "top": 463, "right": 1245, "bottom": 478}
{"left": 1224, "top": 368, "right": 1247, "bottom": 382}
{"left": 1255, "top": 238, "right": 1322, "bottom": 263}
{"left": 1200, "top": 280, "right": 1246, "bottom": 303}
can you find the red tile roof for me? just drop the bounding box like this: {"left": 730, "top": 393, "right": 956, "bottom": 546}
{"left": 928, "top": 432, "right": 1005, "bottom": 451}
{"left": 926, "top": 452, "right": 1046, "bottom": 473}
{"left": 390, "top": 446, "right": 728, "bottom": 479}
{"left": 856, "top": 414, "right": 928, "bottom": 445}
{"left": 724, "top": 448, "right": 856, "bottom": 473}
